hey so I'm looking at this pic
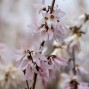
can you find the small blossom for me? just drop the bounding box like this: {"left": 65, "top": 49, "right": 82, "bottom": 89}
{"left": 0, "top": 64, "right": 22, "bottom": 89}
{"left": 47, "top": 55, "right": 67, "bottom": 80}
{"left": 66, "top": 80, "right": 89, "bottom": 89}
{"left": 15, "top": 48, "right": 48, "bottom": 81}
{"left": 38, "top": 60, "right": 49, "bottom": 85}
{"left": 32, "top": 1, "right": 66, "bottom": 41}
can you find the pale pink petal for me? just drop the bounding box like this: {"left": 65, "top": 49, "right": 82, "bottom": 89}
{"left": 49, "top": 69, "right": 55, "bottom": 80}
{"left": 39, "top": 68, "right": 48, "bottom": 86}
{"left": 42, "top": 12, "right": 48, "bottom": 17}
{"left": 42, "top": 32, "right": 48, "bottom": 41}
{"left": 48, "top": 30, "right": 53, "bottom": 40}
{"left": 57, "top": 9, "right": 65, "bottom": 18}
{"left": 21, "top": 60, "right": 28, "bottom": 69}
{"left": 35, "top": 59, "right": 41, "bottom": 67}
{"left": 33, "top": 65, "right": 38, "bottom": 73}
{"left": 55, "top": 57, "right": 67, "bottom": 65}
{"left": 34, "top": 28, "right": 46, "bottom": 34}
{"left": 28, "top": 61, "right": 34, "bottom": 67}
{"left": 54, "top": 59, "right": 64, "bottom": 65}
{"left": 15, "top": 54, "right": 26, "bottom": 61}
{"left": 16, "top": 59, "right": 23, "bottom": 68}
{"left": 36, "top": 53, "right": 47, "bottom": 61}
{"left": 24, "top": 65, "right": 34, "bottom": 80}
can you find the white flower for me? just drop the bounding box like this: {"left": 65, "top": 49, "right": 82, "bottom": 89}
{"left": 0, "top": 64, "right": 22, "bottom": 89}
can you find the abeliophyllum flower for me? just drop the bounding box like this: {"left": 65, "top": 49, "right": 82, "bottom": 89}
{"left": 0, "top": 43, "right": 22, "bottom": 89}
{"left": 60, "top": 47, "right": 89, "bottom": 89}
{"left": 60, "top": 68, "right": 89, "bottom": 89}
{"left": 0, "top": 64, "right": 22, "bottom": 89}
{"left": 15, "top": 47, "right": 67, "bottom": 87}
{"left": 62, "top": 28, "right": 89, "bottom": 89}
{"left": 15, "top": 49, "right": 47, "bottom": 80}
{"left": 33, "top": 0, "right": 66, "bottom": 41}
{"left": 62, "top": 25, "right": 86, "bottom": 55}
{"left": 65, "top": 78, "right": 89, "bottom": 89}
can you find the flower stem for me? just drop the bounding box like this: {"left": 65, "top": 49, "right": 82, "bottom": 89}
{"left": 26, "top": 80, "right": 30, "bottom": 89}
{"left": 32, "top": 73, "right": 37, "bottom": 89}
{"left": 50, "top": 0, "right": 56, "bottom": 14}
{"left": 72, "top": 47, "right": 76, "bottom": 75}
{"left": 31, "top": 65, "right": 39, "bottom": 89}
{"left": 23, "top": 70, "right": 30, "bottom": 89}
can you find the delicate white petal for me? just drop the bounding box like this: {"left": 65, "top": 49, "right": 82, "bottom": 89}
{"left": 16, "top": 59, "right": 23, "bottom": 68}
{"left": 24, "top": 65, "right": 33, "bottom": 80}
{"left": 21, "top": 60, "right": 28, "bottom": 69}
{"left": 48, "top": 30, "right": 53, "bottom": 40}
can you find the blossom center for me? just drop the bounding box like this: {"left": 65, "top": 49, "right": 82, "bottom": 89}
{"left": 50, "top": 15, "right": 55, "bottom": 19}
{"left": 44, "top": 17, "right": 48, "bottom": 20}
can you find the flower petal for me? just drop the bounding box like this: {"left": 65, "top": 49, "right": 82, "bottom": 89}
{"left": 24, "top": 65, "right": 34, "bottom": 80}
{"left": 16, "top": 59, "right": 23, "bottom": 68}
{"left": 48, "top": 30, "right": 53, "bottom": 40}
{"left": 21, "top": 60, "right": 28, "bottom": 69}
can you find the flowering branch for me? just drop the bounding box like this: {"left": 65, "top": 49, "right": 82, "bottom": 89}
{"left": 50, "top": 0, "right": 56, "bottom": 14}
{"left": 15, "top": 0, "right": 70, "bottom": 89}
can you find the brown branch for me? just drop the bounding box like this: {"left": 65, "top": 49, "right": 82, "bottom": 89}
{"left": 50, "top": 0, "right": 56, "bottom": 14}
{"left": 23, "top": 70, "right": 30, "bottom": 89}
{"left": 72, "top": 47, "right": 76, "bottom": 75}
{"left": 31, "top": 65, "right": 39, "bottom": 89}
{"left": 32, "top": 73, "right": 37, "bottom": 89}
{"left": 26, "top": 80, "right": 30, "bottom": 89}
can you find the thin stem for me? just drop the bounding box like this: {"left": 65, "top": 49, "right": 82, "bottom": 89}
{"left": 31, "top": 65, "right": 39, "bottom": 89}
{"left": 25, "top": 80, "right": 30, "bottom": 89}
{"left": 72, "top": 47, "right": 76, "bottom": 75}
{"left": 23, "top": 70, "right": 30, "bottom": 89}
{"left": 32, "top": 73, "right": 37, "bottom": 89}
{"left": 50, "top": 0, "right": 56, "bottom": 14}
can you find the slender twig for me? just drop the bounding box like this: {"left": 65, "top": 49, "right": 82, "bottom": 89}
{"left": 26, "top": 80, "right": 30, "bottom": 89}
{"left": 50, "top": 0, "right": 56, "bottom": 14}
{"left": 72, "top": 47, "right": 76, "bottom": 75}
{"left": 32, "top": 73, "right": 37, "bottom": 89}
{"left": 23, "top": 70, "right": 30, "bottom": 89}
{"left": 31, "top": 65, "right": 39, "bottom": 89}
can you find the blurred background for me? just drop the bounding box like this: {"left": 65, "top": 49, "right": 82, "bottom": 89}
{"left": 0, "top": 0, "right": 89, "bottom": 89}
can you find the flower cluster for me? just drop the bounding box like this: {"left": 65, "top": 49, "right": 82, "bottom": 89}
{"left": 15, "top": 0, "right": 68, "bottom": 87}
{"left": 59, "top": 73, "right": 89, "bottom": 89}
{"left": 33, "top": 0, "right": 66, "bottom": 41}
{"left": 0, "top": 43, "right": 23, "bottom": 89}
{"left": 15, "top": 48, "right": 67, "bottom": 85}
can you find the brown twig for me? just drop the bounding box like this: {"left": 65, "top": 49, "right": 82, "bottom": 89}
{"left": 26, "top": 80, "right": 30, "bottom": 89}
{"left": 31, "top": 65, "right": 39, "bottom": 89}
{"left": 72, "top": 47, "right": 76, "bottom": 75}
{"left": 50, "top": 0, "right": 56, "bottom": 14}
{"left": 23, "top": 70, "right": 30, "bottom": 89}
{"left": 32, "top": 73, "right": 37, "bottom": 89}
